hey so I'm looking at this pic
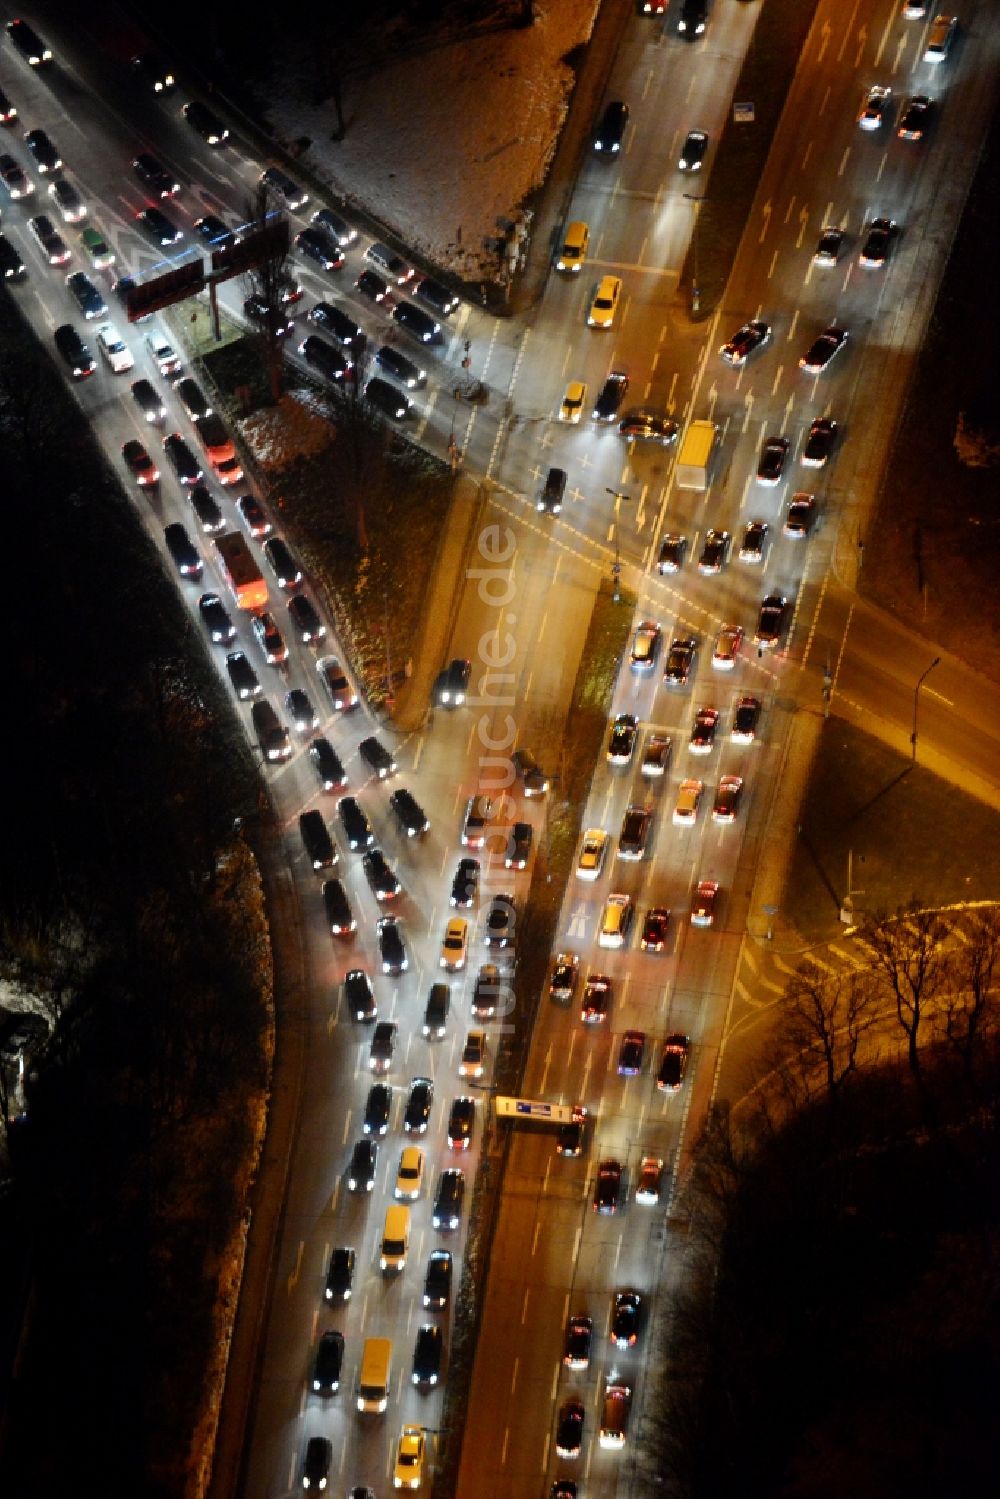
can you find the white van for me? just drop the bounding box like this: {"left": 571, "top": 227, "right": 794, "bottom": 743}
{"left": 924, "top": 14, "right": 957, "bottom": 62}
{"left": 380, "top": 1203, "right": 410, "bottom": 1272}
{"left": 357, "top": 1336, "right": 392, "bottom": 1413}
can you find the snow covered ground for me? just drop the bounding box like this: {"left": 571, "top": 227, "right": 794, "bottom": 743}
{"left": 262, "top": 1, "right": 601, "bottom": 282}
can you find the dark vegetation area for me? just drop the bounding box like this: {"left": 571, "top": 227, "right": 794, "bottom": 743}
{"left": 0, "top": 297, "right": 271, "bottom": 1498}
{"left": 637, "top": 907, "right": 1000, "bottom": 1499}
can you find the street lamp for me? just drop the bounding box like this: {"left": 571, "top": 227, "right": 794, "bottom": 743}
{"left": 683, "top": 192, "right": 704, "bottom": 315}
{"left": 605, "top": 487, "right": 630, "bottom": 602}
{"left": 910, "top": 655, "right": 941, "bottom": 764}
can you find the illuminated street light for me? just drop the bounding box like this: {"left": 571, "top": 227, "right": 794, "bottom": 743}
{"left": 605, "top": 488, "right": 631, "bottom": 602}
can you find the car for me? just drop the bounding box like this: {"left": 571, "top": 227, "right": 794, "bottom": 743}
{"left": 312, "top": 1329, "right": 345, "bottom": 1393}
{"left": 0, "top": 153, "right": 30, "bottom": 199}
{"left": 95, "top": 323, "right": 134, "bottom": 374}
{"left": 55, "top": 322, "right": 97, "bottom": 376}
{"left": 27, "top": 213, "right": 69, "bottom": 265}
{"left": 323, "top": 877, "right": 356, "bottom": 935}
{"left": 225, "top": 651, "right": 260, "bottom": 700}
{"left": 177, "top": 378, "right": 212, "bottom": 422}
{"left": 423, "top": 1249, "right": 453, "bottom": 1309}
{"left": 395, "top": 1144, "right": 425, "bottom": 1199}
{"left": 391, "top": 299, "right": 442, "bottom": 344}
{"left": 195, "top": 213, "right": 236, "bottom": 247}
{"left": 712, "top": 623, "right": 743, "bottom": 671}
{"left": 755, "top": 593, "right": 787, "bottom": 648}
{"left": 447, "top": 1096, "right": 475, "bottom": 1150}
{"left": 375, "top": 344, "right": 426, "bottom": 388}
{"left": 285, "top": 688, "right": 318, "bottom": 734}
{"left": 689, "top": 706, "right": 719, "bottom": 754}
{"left": 132, "top": 52, "right": 175, "bottom": 92}
{"left": 66, "top": 270, "right": 106, "bottom": 320}
{"left": 302, "top": 1436, "right": 332, "bottom": 1489}
{"left": 924, "top": 12, "right": 957, "bottom": 61}
{"left": 236, "top": 494, "right": 271, "bottom": 540}
{"left": 0, "top": 87, "right": 14, "bottom": 124}
{"left": 799, "top": 325, "right": 849, "bottom": 374}
{"left": 560, "top": 380, "right": 587, "bottom": 423}
{"left": 657, "top": 1034, "right": 691, "bottom": 1089}
{"left": 367, "top": 376, "right": 410, "bottom": 420}
{"left": 183, "top": 101, "right": 229, "bottom": 145}
{"left": 858, "top": 83, "right": 891, "bottom": 131}
{"left": 145, "top": 328, "right": 182, "bottom": 377}
{"left": 251, "top": 611, "right": 288, "bottom": 666}
{"left": 739, "top": 519, "right": 769, "bottom": 563}
{"left": 324, "top": 1245, "right": 355, "bottom": 1302}
{"left": 593, "top": 370, "right": 629, "bottom": 422}
{"left": 459, "top": 1030, "right": 486, "bottom": 1080}
{"left": 732, "top": 695, "right": 762, "bottom": 744}
{"left": 607, "top": 713, "right": 638, "bottom": 764}
{"left": 640, "top": 907, "right": 671, "bottom": 952}
{"left": 556, "top": 1111, "right": 588, "bottom": 1157}
{"left": 432, "top": 1167, "right": 465, "bottom": 1229}
{"left": 690, "top": 880, "right": 719, "bottom": 927}
{"left": 462, "top": 793, "right": 493, "bottom": 849}
{"left": 338, "top": 796, "right": 373, "bottom": 850}
{"left": 196, "top": 414, "right": 242, "bottom": 484}
{"left": 49, "top": 177, "right": 85, "bottom": 222}
{"left": 679, "top": 129, "right": 708, "bottom": 170}
{"left": 512, "top": 748, "right": 549, "bottom": 797}
{"left": 127, "top": 379, "right": 165, "bottom": 426}
{"left": 611, "top": 1291, "right": 642, "bottom": 1348}
{"left": 784, "top": 492, "right": 816, "bottom": 538}
{"left": 24, "top": 129, "right": 60, "bottom": 176}
{"left": 298, "top": 334, "right": 351, "bottom": 381}
{"left": 635, "top": 1155, "right": 664, "bottom": 1205}
{"left": 243, "top": 295, "right": 294, "bottom": 338}
{"left": 593, "top": 1159, "right": 623, "bottom": 1215}
{"left": 537, "top": 466, "right": 567, "bottom": 515}
{"left": 713, "top": 774, "right": 744, "bottom": 823}
{"left": 260, "top": 164, "right": 309, "bottom": 211}
{"left": 439, "top": 916, "right": 468, "bottom": 971}
{"left": 576, "top": 828, "right": 607, "bottom": 881}
{"left": 312, "top": 207, "right": 356, "bottom": 248}
{"left": 549, "top": 952, "right": 579, "bottom": 1003}
{"left": 345, "top": 969, "right": 376, "bottom": 1023}
{"left": 504, "top": 821, "right": 532, "bottom": 870}
{"left": 657, "top": 532, "right": 688, "bottom": 573}
{"left": 598, "top": 893, "right": 632, "bottom": 950}
{"left": 617, "top": 1031, "right": 646, "bottom": 1077}
{"left": 859, "top": 216, "right": 896, "bottom": 268}
{"left": 309, "top": 738, "right": 346, "bottom": 791}
{"left": 365, "top": 241, "right": 413, "bottom": 283}
{"left": 295, "top": 226, "right": 344, "bottom": 272}
{"left": 664, "top": 637, "right": 697, "bottom": 687}
{"left": 411, "top": 1323, "right": 443, "bottom": 1387}
{"left": 555, "top": 217, "right": 591, "bottom": 274}
{"left": 199, "top": 592, "right": 236, "bottom": 645}
{"left": 435, "top": 657, "right": 470, "bottom": 706}
{"left": 813, "top": 226, "right": 844, "bottom": 267}
{"left": 484, "top": 894, "right": 515, "bottom": 948}
{"left": 122, "top": 438, "right": 158, "bottom": 484}
{"left": 802, "top": 417, "right": 837, "bottom": 467}
{"left": 720, "top": 319, "right": 770, "bottom": 366}
{"left": 698, "top": 528, "right": 730, "bottom": 574}
{"left": 137, "top": 205, "right": 183, "bottom": 246}
{"left": 288, "top": 594, "right": 326, "bottom": 645}
{"left": 415, "top": 275, "right": 459, "bottom": 315}
{"left": 317, "top": 656, "right": 357, "bottom": 711}
{"left": 588, "top": 275, "right": 622, "bottom": 328}
{"left": 6, "top": 18, "right": 51, "bottom": 65}
{"left": 600, "top": 1382, "right": 632, "bottom": 1449}
{"left": 678, "top": 0, "right": 708, "bottom": 35}
{"left": 630, "top": 619, "right": 661, "bottom": 671}
{"left": 618, "top": 805, "right": 652, "bottom": 861}
{"left": 564, "top": 1314, "right": 593, "bottom": 1371}
{"left": 309, "top": 300, "right": 362, "bottom": 349}
{"left": 618, "top": 409, "right": 679, "bottom": 444}
{"left": 756, "top": 435, "right": 789, "bottom": 484}
{"left": 673, "top": 778, "right": 703, "bottom": 825}
{"left": 422, "top": 983, "right": 450, "bottom": 1039}
{"left": 347, "top": 1139, "right": 377, "bottom": 1193}
{"left": 368, "top": 1020, "right": 397, "bottom": 1073}
{"left": 363, "top": 1082, "right": 392, "bottom": 1135}
{"left": 191, "top": 477, "right": 226, "bottom": 531}
{"left": 901, "top": 2, "right": 928, "bottom": 16}
{"left": 163, "top": 522, "right": 202, "bottom": 579}
{"left": 594, "top": 99, "right": 628, "bottom": 155}
{"left": 449, "top": 857, "right": 479, "bottom": 908}
{"left": 556, "top": 1400, "right": 585, "bottom": 1458}
{"left": 358, "top": 736, "right": 396, "bottom": 781}
{"left": 132, "top": 152, "right": 179, "bottom": 198}
{"left": 377, "top": 917, "right": 408, "bottom": 975}
{"left": 898, "top": 94, "right": 931, "bottom": 141}
{"left": 390, "top": 788, "right": 429, "bottom": 838}
{"left": 394, "top": 1425, "right": 425, "bottom": 1489}
{"left": 581, "top": 974, "right": 612, "bottom": 1024}
{"left": 642, "top": 733, "right": 672, "bottom": 778}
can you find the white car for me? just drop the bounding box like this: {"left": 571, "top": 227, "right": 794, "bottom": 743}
{"left": 576, "top": 828, "right": 608, "bottom": 881}
{"left": 96, "top": 322, "right": 134, "bottom": 373}
{"left": 858, "top": 84, "right": 891, "bottom": 131}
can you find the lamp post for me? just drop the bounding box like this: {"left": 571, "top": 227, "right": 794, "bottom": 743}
{"left": 683, "top": 192, "right": 704, "bottom": 315}
{"left": 605, "top": 487, "right": 630, "bottom": 602}
{"left": 910, "top": 655, "right": 941, "bottom": 764}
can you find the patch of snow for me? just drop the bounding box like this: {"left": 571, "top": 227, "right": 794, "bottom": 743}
{"left": 238, "top": 388, "right": 338, "bottom": 471}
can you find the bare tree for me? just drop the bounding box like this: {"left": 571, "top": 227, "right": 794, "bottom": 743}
{"left": 859, "top": 904, "right": 948, "bottom": 1080}
{"left": 241, "top": 179, "right": 293, "bottom": 405}
{"left": 942, "top": 906, "right": 1000, "bottom": 1075}
{"left": 778, "top": 960, "right": 880, "bottom": 1098}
